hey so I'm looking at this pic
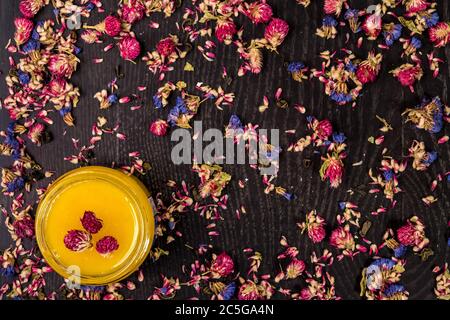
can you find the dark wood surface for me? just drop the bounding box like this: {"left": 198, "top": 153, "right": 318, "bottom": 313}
{"left": 1, "top": 0, "right": 449, "bottom": 299}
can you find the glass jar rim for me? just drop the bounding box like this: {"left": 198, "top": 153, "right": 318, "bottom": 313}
{"left": 35, "top": 166, "right": 154, "bottom": 286}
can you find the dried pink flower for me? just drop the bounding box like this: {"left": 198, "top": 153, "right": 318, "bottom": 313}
{"left": 391, "top": 63, "right": 423, "bottom": 92}
{"left": 286, "top": 259, "right": 305, "bottom": 279}
{"left": 104, "top": 16, "right": 122, "bottom": 37}
{"left": 320, "top": 155, "right": 344, "bottom": 188}
{"left": 13, "top": 215, "right": 35, "bottom": 239}
{"left": 245, "top": 1, "right": 273, "bottom": 24}
{"left": 19, "top": 0, "right": 44, "bottom": 18}
{"left": 362, "top": 13, "right": 382, "bottom": 40}
{"left": 329, "top": 225, "right": 355, "bottom": 251}
{"left": 429, "top": 22, "right": 450, "bottom": 48}
{"left": 210, "top": 252, "right": 234, "bottom": 278}
{"left": 120, "top": 0, "right": 145, "bottom": 24}
{"left": 118, "top": 36, "right": 141, "bottom": 61}
{"left": 215, "top": 19, "right": 237, "bottom": 45}
{"left": 48, "top": 53, "right": 77, "bottom": 78}
{"left": 96, "top": 236, "right": 119, "bottom": 255}
{"left": 14, "top": 17, "right": 33, "bottom": 46}
{"left": 315, "top": 119, "right": 333, "bottom": 140}
{"left": 64, "top": 230, "right": 92, "bottom": 252}
{"left": 80, "top": 211, "right": 103, "bottom": 234}
{"left": 27, "top": 123, "right": 45, "bottom": 145}
{"left": 264, "top": 18, "right": 289, "bottom": 48}
{"left": 396, "top": 216, "right": 429, "bottom": 252}
{"left": 156, "top": 37, "right": 176, "bottom": 57}
{"left": 238, "top": 280, "right": 262, "bottom": 300}
{"left": 149, "top": 119, "right": 169, "bottom": 136}
{"left": 356, "top": 52, "right": 382, "bottom": 84}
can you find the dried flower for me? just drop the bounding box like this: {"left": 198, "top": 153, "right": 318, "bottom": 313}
{"left": 264, "top": 18, "right": 289, "bottom": 49}
{"left": 402, "top": 96, "right": 444, "bottom": 133}
{"left": 390, "top": 63, "right": 423, "bottom": 92}
{"left": 156, "top": 37, "right": 176, "bottom": 57}
{"left": 215, "top": 19, "right": 237, "bottom": 45}
{"left": 118, "top": 36, "right": 141, "bottom": 61}
{"left": 244, "top": 1, "right": 273, "bottom": 24}
{"left": 362, "top": 12, "right": 382, "bottom": 40}
{"left": 19, "top": 0, "right": 46, "bottom": 18}
{"left": 396, "top": 216, "right": 429, "bottom": 252}
{"left": 429, "top": 22, "right": 450, "bottom": 47}
{"left": 298, "top": 210, "right": 326, "bottom": 243}
{"left": 356, "top": 52, "right": 382, "bottom": 84}
{"left": 96, "top": 236, "right": 119, "bottom": 255}
{"left": 64, "top": 230, "right": 92, "bottom": 252}
{"left": 210, "top": 252, "right": 235, "bottom": 278}
{"left": 14, "top": 18, "right": 34, "bottom": 46}
{"left": 149, "top": 119, "right": 169, "bottom": 136}
{"left": 80, "top": 211, "right": 103, "bottom": 234}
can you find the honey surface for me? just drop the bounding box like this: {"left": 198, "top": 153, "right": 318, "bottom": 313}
{"left": 45, "top": 179, "right": 137, "bottom": 276}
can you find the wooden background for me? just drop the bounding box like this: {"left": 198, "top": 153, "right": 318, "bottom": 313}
{"left": 1, "top": 0, "right": 449, "bottom": 299}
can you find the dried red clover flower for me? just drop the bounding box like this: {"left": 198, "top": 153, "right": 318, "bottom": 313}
{"left": 64, "top": 230, "right": 92, "bottom": 252}
{"left": 80, "top": 211, "right": 103, "bottom": 234}
{"left": 96, "top": 236, "right": 119, "bottom": 255}
{"left": 210, "top": 252, "right": 235, "bottom": 278}
{"left": 118, "top": 36, "right": 141, "bottom": 61}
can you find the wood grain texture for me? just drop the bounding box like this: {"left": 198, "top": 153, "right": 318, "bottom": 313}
{"left": 0, "top": 0, "right": 449, "bottom": 300}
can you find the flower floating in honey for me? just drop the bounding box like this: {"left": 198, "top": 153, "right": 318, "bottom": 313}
{"left": 402, "top": 96, "right": 444, "bottom": 133}
{"left": 396, "top": 216, "right": 429, "bottom": 253}
{"left": 80, "top": 211, "right": 103, "bottom": 234}
{"left": 96, "top": 236, "right": 119, "bottom": 256}
{"left": 408, "top": 140, "right": 437, "bottom": 171}
{"left": 64, "top": 230, "right": 92, "bottom": 252}
{"left": 360, "top": 258, "right": 408, "bottom": 300}
{"left": 297, "top": 210, "right": 327, "bottom": 243}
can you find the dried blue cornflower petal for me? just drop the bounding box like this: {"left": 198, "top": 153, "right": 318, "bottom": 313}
{"left": 425, "top": 11, "right": 440, "bottom": 28}
{"left": 383, "top": 23, "right": 402, "bottom": 47}
{"left": 153, "top": 95, "right": 163, "bottom": 109}
{"left": 107, "top": 94, "right": 118, "bottom": 105}
{"left": 383, "top": 284, "right": 407, "bottom": 298}
{"left": 18, "top": 71, "right": 30, "bottom": 85}
{"left": 393, "top": 244, "right": 407, "bottom": 258}
{"left": 228, "top": 114, "right": 243, "bottom": 130}
{"left": 220, "top": 282, "right": 236, "bottom": 300}
{"left": 332, "top": 132, "right": 346, "bottom": 144}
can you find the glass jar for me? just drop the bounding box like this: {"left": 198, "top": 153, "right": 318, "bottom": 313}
{"left": 35, "top": 166, "right": 154, "bottom": 286}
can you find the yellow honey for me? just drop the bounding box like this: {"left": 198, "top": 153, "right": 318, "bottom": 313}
{"left": 36, "top": 166, "right": 154, "bottom": 285}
